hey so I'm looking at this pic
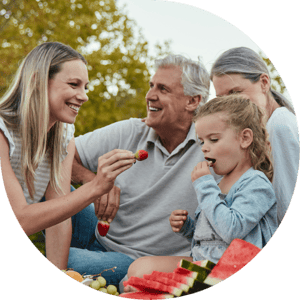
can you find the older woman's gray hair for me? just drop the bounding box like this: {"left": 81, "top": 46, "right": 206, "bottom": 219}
{"left": 154, "top": 54, "right": 210, "bottom": 106}
{"left": 210, "top": 47, "right": 294, "bottom": 114}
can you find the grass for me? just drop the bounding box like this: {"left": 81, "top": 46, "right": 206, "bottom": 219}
{"left": 29, "top": 231, "right": 46, "bottom": 256}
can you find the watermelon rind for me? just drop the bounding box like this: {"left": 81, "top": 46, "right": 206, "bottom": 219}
{"left": 179, "top": 260, "right": 210, "bottom": 282}
{"left": 193, "top": 260, "right": 216, "bottom": 270}
{"left": 203, "top": 276, "right": 222, "bottom": 286}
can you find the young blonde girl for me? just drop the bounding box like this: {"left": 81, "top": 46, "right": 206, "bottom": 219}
{"left": 125, "top": 95, "right": 278, "bottom": 283}
{"left": 211, "top": 47, "right": 298, "bottom": 224}
{"left": 0, "top": 42, "right": 135, "bottom": 273}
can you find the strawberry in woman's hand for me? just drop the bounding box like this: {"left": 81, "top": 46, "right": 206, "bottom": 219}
{"left": 134, "top": 150, "right": 148, "bottom": 161}
{"left": 97, "top": 220, "right": 110, "bottom": 236}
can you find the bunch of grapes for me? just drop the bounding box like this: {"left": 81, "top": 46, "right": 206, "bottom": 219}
{"left": 63, "top": 268, "right": 119, "bottom": 295}
{"left": 89, "top": 275, "right": 119, "bottom": 295}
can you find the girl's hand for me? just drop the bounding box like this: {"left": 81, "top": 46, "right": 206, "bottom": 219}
{"left": 93, "top": 149, "right": 135, "bottom": 196}
{"left": 169, "top": 210, "right": 188, "bottom": 232}
{"left": 191, "top": 161, "right": 211, "bottom": 182}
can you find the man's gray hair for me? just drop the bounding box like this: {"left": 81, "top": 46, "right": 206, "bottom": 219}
{"left": 154, "top": 54, "right": 210, "bottom": 105}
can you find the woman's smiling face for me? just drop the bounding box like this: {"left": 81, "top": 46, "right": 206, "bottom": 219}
{"left": 48, "top": 59, "right": 89, "bottom": 129}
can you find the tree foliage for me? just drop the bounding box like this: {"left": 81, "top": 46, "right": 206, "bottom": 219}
{"left": 0, "top": 0, "right": 170, "bottom": 136}
{"left": 260, "top": 51, "right": 286, "bottom": 95}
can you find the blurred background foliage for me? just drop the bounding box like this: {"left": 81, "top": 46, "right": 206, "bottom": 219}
{"left": 0, "top": 0, "right": 171, "bottom": 137}
{"left": 261, "top": 55, "right": 287, "bottom": 95}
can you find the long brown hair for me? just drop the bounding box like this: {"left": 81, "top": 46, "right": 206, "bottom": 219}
{"left": 0, "top": 42, "right": 87, "bottom": 199}
{"left": 194, "top": 95, "right": 273, "bottom": 181}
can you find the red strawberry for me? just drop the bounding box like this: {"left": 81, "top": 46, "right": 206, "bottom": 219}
{"left": 97, "top": 220, "right": 110, "bottom": 236}
{"left": 134, "top": 150, "right": 148, "bottom": 161}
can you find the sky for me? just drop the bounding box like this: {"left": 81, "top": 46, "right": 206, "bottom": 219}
{"left": 117, "top": 0, "right": 262, "bottom": 99}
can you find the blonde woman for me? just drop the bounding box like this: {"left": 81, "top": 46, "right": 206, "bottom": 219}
{"left": 0, "top": 42, "right": 135, "bottom": 281}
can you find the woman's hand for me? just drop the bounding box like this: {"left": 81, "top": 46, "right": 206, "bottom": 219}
{"left": 191, "top": 161, "right": 211, "bottom": 182}
{"left": 169, "top": 209, "right": 188, "bottom": 232}
{"left": 92, "top": 149, "right": 135, "bottom": 196}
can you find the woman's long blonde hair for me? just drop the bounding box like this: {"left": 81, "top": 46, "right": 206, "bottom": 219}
{"left": 0, "top": 42, "right": 87, "bottom": 199}
{"left": 194, "top": 95, "right": 274, "bottom": 182}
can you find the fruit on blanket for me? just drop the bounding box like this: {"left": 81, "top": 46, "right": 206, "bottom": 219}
{"left": 124, "top": 277, "right": 183, "bottom": 297}
{"left": 192, "top": 260, "right": 216, "bottom": 270}
{"left": 150, "top": 271, "right": 195, "bottom": 288}
{"left": 97, "top": 219, "right": 110, "bottom": 236}
{"left": 99, "top": 288, "right": 107, "bottom": 293}
{"left": 203, "top": 239, "right": 261, "bottom": 286}
{"left": 144, "top": 274, "right": 189, "bottom": 293}
{"left": 97, "top": 276, "right": 106, "bottom": 287}
{"left": 119, "top": 291, "right": 174, "bottom": 299}
{"left": 179, "top": 259, "right": 210, "bottom": 273}
{"left": 173, "top": 267, "right": 199, "bottom": 280}
{"left": 90, "top": 280, "right": 101, "bottom": 290}
{"left": 134, "top": 150, "right": 148, "bottom": 161}
{"left": 175, "top": 260, "right": 211, "bottom": 283}
{"left": 107, "top": 285, "right": 118, "bottom": 295}
{"left": 65, "top": 270, "right": 83, "bottom": 282}
{"left": 81, "top": 277, "right": 94, "bottom": 286}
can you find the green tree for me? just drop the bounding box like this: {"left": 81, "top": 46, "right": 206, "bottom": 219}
{"left": 0, "top": 0, "right": 170, "bottom": 137}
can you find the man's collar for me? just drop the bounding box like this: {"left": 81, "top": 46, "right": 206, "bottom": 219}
{"left": 146, "top": 122, "right": 197, "bottom": 144}
{"left": 186, "top": 122, "right": 197, "bottom": 143}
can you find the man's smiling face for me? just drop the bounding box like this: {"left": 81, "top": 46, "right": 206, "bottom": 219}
{"left": 144, "top": 66, "right": 191, "bottom": 132}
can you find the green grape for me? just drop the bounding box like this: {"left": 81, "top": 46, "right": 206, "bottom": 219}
{"left": 114, "top": 292, "right": 119, "bottom": 296}
{"left": 99, "top": 288, "right": 108, "bottom": 293}
{"left": 90, "top": 280, "right": 101, "bottom": 290}
{"left": 107, "top": 285, "right": 118, "bottom": 295}
{"left": 97, "top": 276, "right": 107, "bottom": 287}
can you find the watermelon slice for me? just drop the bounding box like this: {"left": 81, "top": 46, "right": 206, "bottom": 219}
{"left": 187, "top": 281, "right": 211, "bottom": 294}
{"left": 174, "top": 266, "right": 199, "bottom": 278}
{"left": 123, "top": 277, "right": 183, "bottom": 297}
{"left": 192, "top": 260, "right": 216, "bottom": 270}
{"left": 150, "top": 271, "right": 195, "bottom": 288}
{"left": 144, "top": 274, "right": 190, "bottom": 293}
{"left": 177, "top": 260, "right": 210, "bottom": 282}
{"left": 119, "top": 291, "right": 174, "bottom": 299}
{"left": 203, "top": 239, "right": 261, "bottom": 286}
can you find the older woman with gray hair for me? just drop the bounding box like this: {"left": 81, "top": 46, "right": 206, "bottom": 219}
{"left": 211, "top": 46, "right": 299, "bottom": 224}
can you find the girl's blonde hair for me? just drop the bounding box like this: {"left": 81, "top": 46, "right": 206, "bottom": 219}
{"left": 194, "top": 95, "right": 273, "bottom": 182}
{"left": 0, "top": 42, "right": 87, "bottom": 199}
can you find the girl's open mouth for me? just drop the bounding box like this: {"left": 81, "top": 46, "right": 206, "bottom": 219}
{"left": 206, "top": 158, "right": 216, "bottom": 166}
